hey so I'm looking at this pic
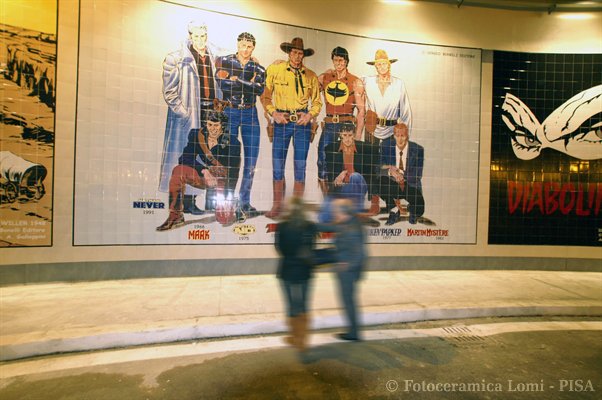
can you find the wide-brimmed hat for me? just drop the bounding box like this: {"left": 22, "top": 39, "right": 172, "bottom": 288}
{"left": 280, "top": 37, "right": 314, "bottom": 57}
{"left": 366, "top": 49, "right": 397, "bottom": 65}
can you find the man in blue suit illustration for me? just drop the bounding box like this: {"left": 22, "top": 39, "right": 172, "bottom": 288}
{"left": 378, "top": 123, "right": 425, "bottom": 225}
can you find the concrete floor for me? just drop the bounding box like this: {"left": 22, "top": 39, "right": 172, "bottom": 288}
{"left": 1, "top": 317, "right": 601, "bottom": 400}
{"left": 2, "top": 270, "right": 601, "bottom": 361}
{"left": 1, "top": 270, "right": 601, "bottom": 399}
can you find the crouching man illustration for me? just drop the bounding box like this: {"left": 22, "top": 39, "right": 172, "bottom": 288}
{"left": 157, "top": 111, "right": 241, "bottom": 231}
{"left": 323, "top": 122, "right": 379, "bottom": 213}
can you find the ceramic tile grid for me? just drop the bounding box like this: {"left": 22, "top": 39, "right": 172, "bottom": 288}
{"left": 73, "top": 0, "right": 481, "bottom": 245}
{"left": 489, "top": 51, "right": 602, "bottom": 246}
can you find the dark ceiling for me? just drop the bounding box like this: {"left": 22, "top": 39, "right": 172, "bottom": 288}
{"left": 422, "top": 0, "right": 602, "bottom": 13}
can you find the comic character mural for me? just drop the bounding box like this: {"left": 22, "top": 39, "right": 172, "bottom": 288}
{"left": 159, "top": 20, "right": 223, "bottom": 216}
{"left": 156, "top": 109, "right": 241, "bottom": 231}
{"left": 355, "top": 49, "right": 416, "bottom": 224}
{"left": 73, "top": 1, "right": 481, "bottom": 245}
{"left": 501, "top": 86, "right": 601, "bottom": 161}
{"left": 214, "top": 32, "right": 266, "bottom": 219}
{"left": 316, "top": 47, "right": 366, "bottom": 198}
{"left": 260, "top": 37, "right": 322, "bottom": 219}
{"left": 378, "top": 123, "right": 425, "bottom": 226}
{"left": 320, "top": 122, "right": 380, "bottom": 221}
{"left": 490, "top": 51, "right": 602, "bottom": 246}
{"left": 0, "top": 0, "right": 56, "bottom": 247}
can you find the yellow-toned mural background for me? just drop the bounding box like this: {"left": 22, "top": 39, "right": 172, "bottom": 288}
{"left": 0, "top": 0, "right": 57, "bottom": 247}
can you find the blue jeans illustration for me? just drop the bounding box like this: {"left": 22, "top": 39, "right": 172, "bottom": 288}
{"left": 272, "top": 122, "right": 311, "bottom": 182}
{"left": 317, "top": 122, "right": 340, "bottom": 180}
{"left": 224, "top": 107, "right": 260, "bottom": 206}
{"left": 340, "top": 172, "right": 368, "bottom": 211}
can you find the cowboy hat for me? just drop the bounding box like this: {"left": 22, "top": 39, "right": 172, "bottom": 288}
{"left": 280, "top": 37, "right": 314, "bottom": 57}
{"left": 366, "top": 49, "right": 397, "bottom": 65}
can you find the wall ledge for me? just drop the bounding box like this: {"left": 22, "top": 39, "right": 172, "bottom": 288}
{"left": 1, "top": 257, "right": 600, "bottom": 286}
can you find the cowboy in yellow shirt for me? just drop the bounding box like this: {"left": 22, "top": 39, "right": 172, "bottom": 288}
{"left": 261, "top": 37, "right": 322, "bottom": 218}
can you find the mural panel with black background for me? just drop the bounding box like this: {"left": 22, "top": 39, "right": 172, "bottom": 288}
{"left": 490, "top": 51, "right": 601, "bottom": 246}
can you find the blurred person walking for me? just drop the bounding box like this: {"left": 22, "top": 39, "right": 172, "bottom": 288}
{"left": 320, "top": 198, "right": 367, "bottom": 341}
{"left": 274, "top": 197, "right": 318, "bottom": 351}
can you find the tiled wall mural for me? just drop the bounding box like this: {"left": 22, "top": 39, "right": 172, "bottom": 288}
{"left": 490, "top": 51, "right": 602, "bottom": 246}
{"left": 73, "top": 1, "right": 482, "bottom": 245}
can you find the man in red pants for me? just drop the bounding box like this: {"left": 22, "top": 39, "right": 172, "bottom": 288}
{"left": 157, "top": 111, "right": 241, "bottom": 231}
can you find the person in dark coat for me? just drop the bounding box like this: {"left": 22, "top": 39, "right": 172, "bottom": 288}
{"left": 274, "top": 197, "right": 318, "bottom": 351}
